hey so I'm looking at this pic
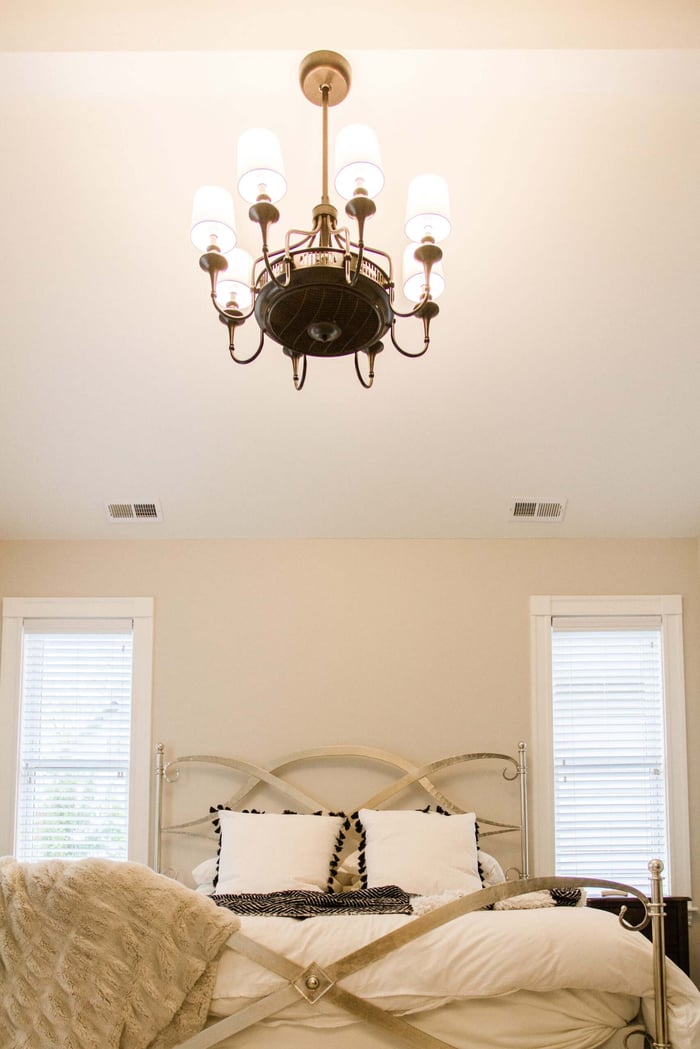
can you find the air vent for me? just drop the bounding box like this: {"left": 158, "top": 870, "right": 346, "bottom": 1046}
{"left": 106, "top": 500, "right": 163, "bottom": 522}
{"left": 509, "top": 499, "right": 567, "bottom": 522}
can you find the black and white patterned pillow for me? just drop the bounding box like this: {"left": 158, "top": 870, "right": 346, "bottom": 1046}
{"left": 210, "top": 806, "right": 344, "bottom": 893}
{"left": 346, "top": 807, "right": 483, "bottom": 897}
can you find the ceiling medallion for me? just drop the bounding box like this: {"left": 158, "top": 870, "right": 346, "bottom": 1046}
{"left": 191, "top": 50, "right": 450, "bottom": 390}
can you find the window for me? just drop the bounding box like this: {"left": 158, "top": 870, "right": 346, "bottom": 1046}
{"left": 0, "top": 598, "right": 153, "bottom": 864}
{"left": 530, "top": 595, "right": 691, "bottom": 896}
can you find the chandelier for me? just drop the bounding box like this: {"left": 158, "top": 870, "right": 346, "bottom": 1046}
{"left": 191, "top": 50, "right": 450, "bottom": 390}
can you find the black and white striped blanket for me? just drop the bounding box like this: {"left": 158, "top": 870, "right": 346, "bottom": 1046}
{"left": 212, "top": 885, "right": 413, "bottom": 918}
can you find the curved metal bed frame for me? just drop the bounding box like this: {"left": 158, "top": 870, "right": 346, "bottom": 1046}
{"left": 153, "top": 741, "right": 670, "bottom": 1049}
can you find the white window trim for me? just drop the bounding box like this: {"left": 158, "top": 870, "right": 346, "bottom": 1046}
{"left": 0, "top": 597, "right": 154, "bottom": 864}
{"left": 530, "top": 594, "right": 691, "bottom": 897}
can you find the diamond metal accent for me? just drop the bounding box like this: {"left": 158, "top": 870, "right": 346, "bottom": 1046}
{"left": 293, "top": 962, "right": 334, "bottom": 1003}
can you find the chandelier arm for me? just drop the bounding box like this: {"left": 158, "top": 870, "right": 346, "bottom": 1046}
{"left": 229, "top": 326, "right": 266, "bottom": 366}
{"left": 348, "top": 241, "right": 366, "bottom": 288}
{"left": 354, "top": 242, "right": 394, "bottom": 284}
{"left": 261, "top": 245, "right": 292, "bottom": 290}
{"left": 285, "top": 230, "right": 316, "bottom": 252}
{"left": 352, "top": 352, "right": 375, "bottom": 390}
{"left": 331, "top": 230, "right": 355, "bottom": 284}
{"left": 390, "top": 319, "right": 430, "bottom": 359}
{"left": 292, "top": 354, "right": 308, "bottom": 391}
{"left": 354, "top": 351, "right": 376, "bottom": 389}
{"left": 330, "top": 227, "right": 382, "bottom": 291}
{"left": 391, "top": 287, "right": 433, "bottom": 321}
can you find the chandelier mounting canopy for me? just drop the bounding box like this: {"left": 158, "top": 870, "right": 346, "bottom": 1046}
{"left": 299, "top": 51, "right": 352, "bottom": 107}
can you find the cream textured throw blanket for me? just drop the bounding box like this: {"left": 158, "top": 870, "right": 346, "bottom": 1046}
{"left": 0, "top": 855, "right": 240, "bottom": 1049}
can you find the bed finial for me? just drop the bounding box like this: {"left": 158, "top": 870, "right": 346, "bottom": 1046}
{"left": 517, "top": 742, "right": 528, "bottom": 879}
{"left": 648, "top": 859, "right": 670, "bottom": 1049}
{"left": 153, "top": 743, "right": 166, "bottom": 873}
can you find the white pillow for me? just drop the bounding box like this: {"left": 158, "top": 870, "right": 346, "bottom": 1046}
{"left": 478, "top": 850, "right": 506, "bottom": 887}
{"left": 192, "top": 856, "right": 218, "bottom": 887}
{"left": 358, "top": 808, "right": 482, "bottom": 896}
{"left": 215, "top": 811, "right": 343, "bottom": 894}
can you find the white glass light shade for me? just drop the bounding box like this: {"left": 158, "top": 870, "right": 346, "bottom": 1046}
{"left": 402, "top": 242, "right": 445, "bottom": 302}
{"left": 191, "top": 185, "right": 237, "bottom": 254}
{"left": 237, "top": 128, "right": 287, "bottom": 204}
{"left": 404, "top": 174, "right": 451, "bottom": 244}
{"left": 334, "top": 124, "right": 385, "bottom": 200}
{"left": 215, "top": 248, "right": 254, "bottom": 310}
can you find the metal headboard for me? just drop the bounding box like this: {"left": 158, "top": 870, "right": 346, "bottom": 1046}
{"left": 153, "top": 741, "right": 529, "bottom": 880}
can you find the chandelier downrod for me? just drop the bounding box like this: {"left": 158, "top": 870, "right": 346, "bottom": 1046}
{"left": 321, "top": 84, "right": 330, "bottom": 207}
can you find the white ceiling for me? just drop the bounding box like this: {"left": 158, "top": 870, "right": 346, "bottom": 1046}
{"left": 1, "top": 3, "right": 699, "bottom": 540}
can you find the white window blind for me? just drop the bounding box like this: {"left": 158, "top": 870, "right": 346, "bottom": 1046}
{"left": 16, "top": 618, "right": 134, "bottom": 863}
{"left": 551, "top": 615, "right": 668, "bottom": 892}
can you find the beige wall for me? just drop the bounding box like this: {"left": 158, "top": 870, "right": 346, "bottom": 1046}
{"left": 1, "top": 537, "right": 698, "bottom": 972}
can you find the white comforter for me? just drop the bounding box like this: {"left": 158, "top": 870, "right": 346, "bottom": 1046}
{"left": 211, "top": 904, "right": 700, "bottom": 1048}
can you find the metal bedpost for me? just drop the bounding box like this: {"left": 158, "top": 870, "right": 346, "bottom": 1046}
{"left": 649, "top": 859, "right": 670, "bottom": 1049}
{"left": 153, "top": 742, "right": 166, "bottom": 874}
{"left": 517, "top": 741, "right": 529, "bottom": 879}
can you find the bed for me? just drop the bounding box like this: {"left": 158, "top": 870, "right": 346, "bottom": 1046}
{"left": 153, "top": 741, "right": 700, "bottom": 1049}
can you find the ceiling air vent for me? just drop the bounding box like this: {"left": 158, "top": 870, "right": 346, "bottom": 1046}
{"left": 106, "top": 500, "right": 163, "bottom": 522}
{"left": 509, "top": 499, "right": 567, "bottom": 522}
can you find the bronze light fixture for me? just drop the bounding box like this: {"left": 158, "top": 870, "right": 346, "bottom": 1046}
{"left": 191, "top": 50, "right": 450, "bottom": 390}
